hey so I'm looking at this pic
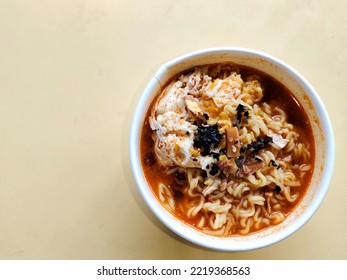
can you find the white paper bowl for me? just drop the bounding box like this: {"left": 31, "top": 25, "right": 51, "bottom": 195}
{"left": 129, "top": 47, "right": 334, "bottom": 251}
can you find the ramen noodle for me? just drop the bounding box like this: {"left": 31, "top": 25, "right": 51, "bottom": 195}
{"left": 141, "top": 63, "right": 314, "bottom": 236}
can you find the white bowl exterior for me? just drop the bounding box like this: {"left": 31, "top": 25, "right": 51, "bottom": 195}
{"left": 130, "top": 48, "right": 334, "bottom": 251}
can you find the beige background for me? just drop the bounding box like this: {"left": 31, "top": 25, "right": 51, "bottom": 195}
{"left": 0, "top": 0, "right": 345, "bottom": 259}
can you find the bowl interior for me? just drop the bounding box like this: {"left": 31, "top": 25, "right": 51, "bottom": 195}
{"left": 130, "top": 48, "right": 334, "bottom": 251}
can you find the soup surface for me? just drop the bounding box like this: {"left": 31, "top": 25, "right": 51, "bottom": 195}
{"left": 141, "top": 63, "right": 314, "bottom": 236}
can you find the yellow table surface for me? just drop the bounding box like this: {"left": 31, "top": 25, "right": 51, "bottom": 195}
{"left": 0, "top": 0, "right": 345, "bottom": 260}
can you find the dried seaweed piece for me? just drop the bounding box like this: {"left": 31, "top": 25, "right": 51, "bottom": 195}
{"left": 193, "top": 124, "right": 223, "bottom": 156}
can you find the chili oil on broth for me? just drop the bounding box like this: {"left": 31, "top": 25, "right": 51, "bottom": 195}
{"left": 140, "top": 63, "right": 315, "bottom": 236}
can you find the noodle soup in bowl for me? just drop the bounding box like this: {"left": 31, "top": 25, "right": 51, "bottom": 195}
{"left": 129, "top": 48, "right": 334, "bottom": 251}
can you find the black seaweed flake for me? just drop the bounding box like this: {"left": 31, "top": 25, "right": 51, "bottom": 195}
{"left": 264, "top": 136, "right": 273, "bottom": 144}
{"left": 236, "top": 104, "right": 251, "bottom": 125}
{"left": 211, "top": 152, "right": 220, "bottom": 159}
{"left": 247, "top": 136, "right": 273, "bottom": 155}
{"left": 269, "top": 159, "right": 280, "bottom": 169}
{"left": 275, "top": 185, "right": 281, "bottom": 194}
{"left": 209, "top": 163, "right": 219, "bottom": 176}
{"left": 236, "top": 104, "right": 247, "bottom": 122}
{"left": 193, "top": 124, "right": 223, "bottom": 156}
